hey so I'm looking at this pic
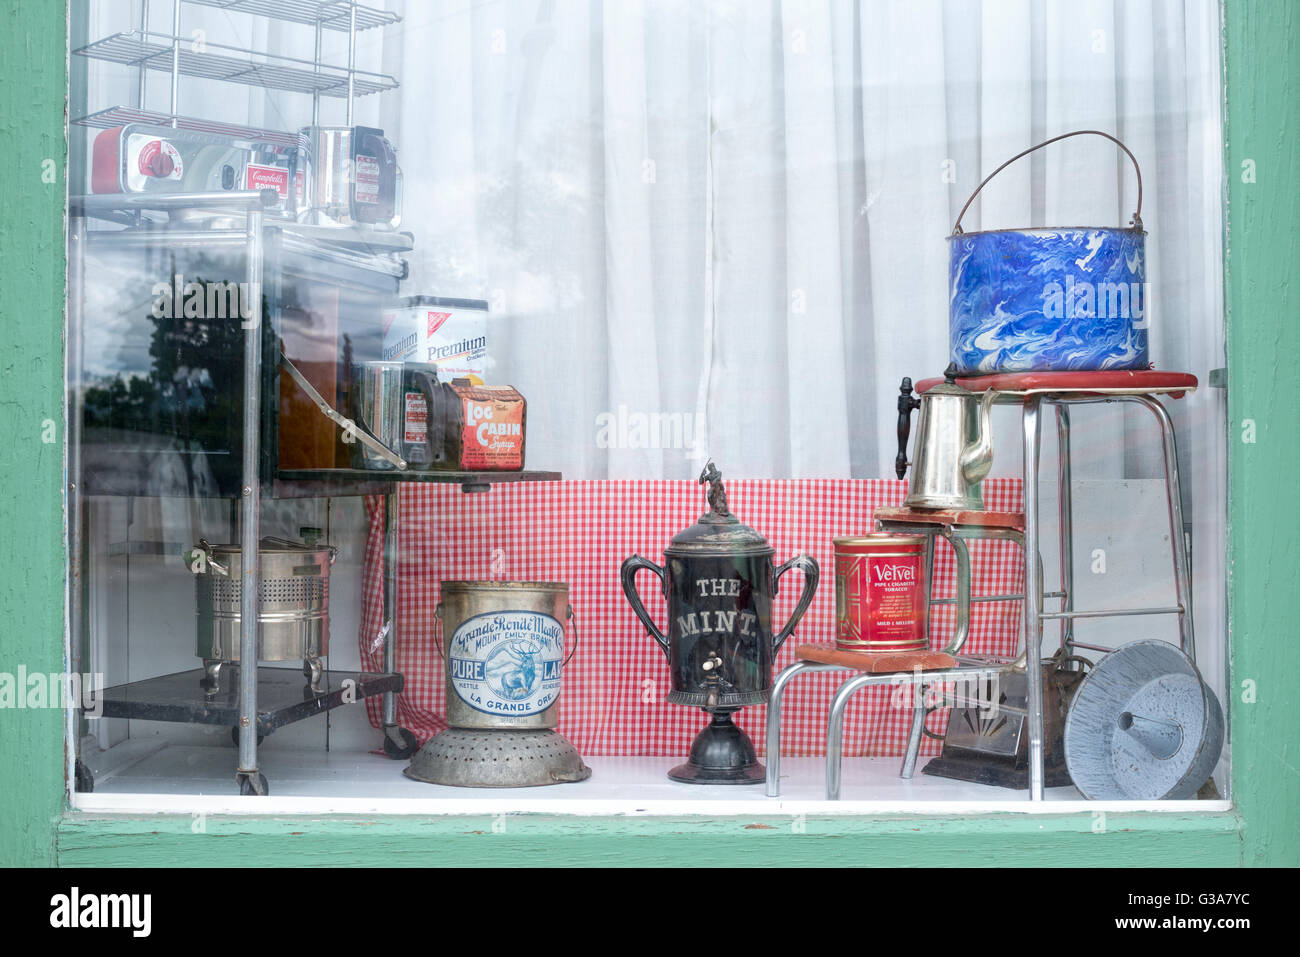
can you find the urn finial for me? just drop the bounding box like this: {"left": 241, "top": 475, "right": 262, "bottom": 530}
{"left": 698, "top": 460, "right": 730, "bottom": 518}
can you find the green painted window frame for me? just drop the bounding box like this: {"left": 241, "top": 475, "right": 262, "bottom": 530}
{"left": 1, "top": 0, "right": 1294, "bottom": 867}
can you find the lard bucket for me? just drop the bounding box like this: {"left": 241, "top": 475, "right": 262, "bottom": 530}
{"left": 436, "top": 581, "right": 576, "bottom": 730}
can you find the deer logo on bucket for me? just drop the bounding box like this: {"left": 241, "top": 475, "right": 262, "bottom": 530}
{"left": 447, "top": 611, "right": 564, "bottom": 717}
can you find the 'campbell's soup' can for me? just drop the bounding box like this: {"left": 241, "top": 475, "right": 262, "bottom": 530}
{"left": 833, "top": 535, "right": 927, "bottom": 651}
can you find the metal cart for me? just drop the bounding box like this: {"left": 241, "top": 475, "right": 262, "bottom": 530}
{"left": 67, "top": 1, "right": 561, "bottom": 795}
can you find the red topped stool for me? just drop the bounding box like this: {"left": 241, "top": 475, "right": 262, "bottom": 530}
{"left": 898, "top": 369, "right": 1199, "bottom": 800}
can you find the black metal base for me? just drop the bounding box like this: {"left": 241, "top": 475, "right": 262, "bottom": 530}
{"left": 922, "top": 751, "right": 1073, "bottom": 790}
{"left": 98, "top": 666, "right": 403, "bottom": 737}
{"left": 668, "top": 760, "right": 766, "bottom": 785}
{"left": 668, "top": 709, "right": 765, "bottom": 785}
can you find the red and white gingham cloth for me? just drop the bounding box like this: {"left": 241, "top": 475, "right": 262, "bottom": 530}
{"left": 359, "top": 478, "right": 1025, "bottom": 756}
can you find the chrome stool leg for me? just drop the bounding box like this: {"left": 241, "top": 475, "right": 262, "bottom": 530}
{"left": 765, "top": 660, "right": 834, "bottom": 797}
{"left": 1134, "top": 395, "right": 1197, "bottom": 662}
{"left": 900, "top": 681, "right": 927, "bottom": 779}
{"left": 922, "top": 529, "right": 937, "bottom": 647}
{"left": 898, "top": 528, "right": 944, "bottom": 781}
{"left": 1022, "top": 396, "right": 1047, "bottom": 801}
{"left": 826, "top": 673, "right": 876, "bottom": 800}
{"left": 941, "top": 531, "right": 973, "bottom": 654}
{"left": 1055, "top": 404, "right": 1075, "bottom": 653}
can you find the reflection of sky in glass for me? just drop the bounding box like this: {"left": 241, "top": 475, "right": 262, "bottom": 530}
{"left": 80, "top": 249, "right": 164, "bottom": 383}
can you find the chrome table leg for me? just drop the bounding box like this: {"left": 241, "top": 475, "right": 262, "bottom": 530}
{"left": 825, "top": 673, "right": 877, "bottom": 800}
{"left": 1022, "top": 396, "right": 1046, "bottom": 801}
{"left": 764, "top": 660, "right": 836, "bottom": 797}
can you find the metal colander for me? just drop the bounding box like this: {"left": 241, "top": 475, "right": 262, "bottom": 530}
{"left": 404, "top": 728, "right": 591, "bottom": 788}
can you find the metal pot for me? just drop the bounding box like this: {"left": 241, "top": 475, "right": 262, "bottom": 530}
{"left": 190, "top": 535, "right": 337, "bottom": 692}
{"left": 351, "top": 360, "right": 444, "bottom": 470}
{"left": 292, "top": 125, "right": 402, "bottom": 228}
{"left": 895, "top": 365, "right": 998, "bottom": 511}
{"left": 948, "top": 130, "right": 1149, "bottom": 374}
{"left": 435, "top": 581, "right": 577, "bottom": 730}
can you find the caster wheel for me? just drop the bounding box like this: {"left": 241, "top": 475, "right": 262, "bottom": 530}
{"left": 74, "top": 758, "right": 94, "bottom": 793}
{"left": 237, "top": 772, "right": 269, "bottom": 796}
{"left": 231, "top": 726, "right": 266, "bottom": 747}
{"left": 383, "top": 727, "right": 419, "bottom": 760}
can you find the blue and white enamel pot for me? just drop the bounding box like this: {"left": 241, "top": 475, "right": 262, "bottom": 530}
{"left": 948, "top": 130, "right": 1149, "bottom": 374}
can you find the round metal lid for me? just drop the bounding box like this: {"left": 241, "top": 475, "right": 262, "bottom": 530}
{"left": 833, "top": 534, "right": 927, "bottom": 547}
{"left": 440, "top": 580, "right": 568, "bottom": 592}
{"left": 202, "top": 537, "right": 326, "bottom": 555}
{"left": 665, "top": 462, "right": 773, "bottom": 557}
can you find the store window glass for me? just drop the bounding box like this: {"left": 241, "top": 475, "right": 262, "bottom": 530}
{"left": 66, "top": 0, "right": 1229, "bottom": 807}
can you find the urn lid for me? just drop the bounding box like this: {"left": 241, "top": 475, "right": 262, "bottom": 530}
{"left": 665, "top": 462, "right": 774, "bottom": 557}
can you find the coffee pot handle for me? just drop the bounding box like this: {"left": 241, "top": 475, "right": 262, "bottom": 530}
{"left": 773, "top": 554, "right": 820, "bottom": 652}
{"left": 895, "top": 377, "right": 921, "bottom": 480}
{"left": 621, "top": 555, "right": 670, "bottom": 656}
{"left": 407, "top": 368, "right": 448, "bottom": 467}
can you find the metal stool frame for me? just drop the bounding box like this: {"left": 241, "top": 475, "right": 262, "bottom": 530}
{"left": 766, "top": 524, "right": 1040, "bottom": 800}
{"left": 765, "top": 389, "right": 1195, "bottom": 801}
{"left": 1020, "top": 391, "right": 1195, "bottom": 798}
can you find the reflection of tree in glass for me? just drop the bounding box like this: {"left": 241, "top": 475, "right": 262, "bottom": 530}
{"left": 82, "top": 262, "right": 264, "bottom": 462}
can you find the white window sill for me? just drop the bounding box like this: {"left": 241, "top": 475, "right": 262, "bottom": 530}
{"left": 71, "top": 740, "right": 1231, "bottom": 817}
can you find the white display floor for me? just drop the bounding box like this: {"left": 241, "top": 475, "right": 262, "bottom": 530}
{"left": 73, "top": 738, "right": 1230, "bottom": 816}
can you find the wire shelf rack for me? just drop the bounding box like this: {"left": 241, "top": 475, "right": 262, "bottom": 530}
{"left": 183, "top": 0, "right": 399, "bottom": 32}
{"left": 73, "top": 30, "right": 399, "bottom": 99}
{"left": 71, "top": 106, "right": 301, "bottom": 148}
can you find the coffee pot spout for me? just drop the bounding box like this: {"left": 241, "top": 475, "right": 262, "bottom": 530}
{"left": 959, "top": 388, "right": 998, "bottom": 486}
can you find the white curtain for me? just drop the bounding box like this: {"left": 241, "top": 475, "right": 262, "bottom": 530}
{"left": 78, "top": 0, "right": 1224, "bottom": 485}
{"left": 368, "top": 0, "right": 1224, "bottom": 487}
{"left": 371, "top": 1, "right": 1227, "bottom": 699}
{"left": 71, "top": 0, "right": 1229, "bottom": 717}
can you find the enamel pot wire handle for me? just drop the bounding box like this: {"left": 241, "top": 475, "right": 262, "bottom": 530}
{"left": 621, "top": 555, "right": 670, "bottom": 657}
{"left": 951, "top": 129, "right": 1143, "bottom": 234}
{"left": 773, "top": 554, "right": 820, "bottom": 652}
{"left": 562, "top": 604, "right": 580, "bottom": 667}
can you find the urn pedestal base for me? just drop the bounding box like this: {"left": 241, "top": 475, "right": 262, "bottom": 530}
{"left": 668, "top": 709, "right": 765, "bottom": 785}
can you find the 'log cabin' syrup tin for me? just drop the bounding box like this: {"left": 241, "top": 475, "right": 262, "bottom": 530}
{"left": 833, "top": 534, "right": 928, "bottom": 651}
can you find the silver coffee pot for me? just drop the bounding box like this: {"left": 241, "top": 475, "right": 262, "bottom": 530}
{"left": 895, "top": 364, "right": 998, "bottom": 511}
